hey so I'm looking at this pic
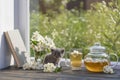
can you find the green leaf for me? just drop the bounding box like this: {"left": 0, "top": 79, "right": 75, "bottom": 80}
{"left": 32, "top": 41, "right": 38, "bottom": 45}
{"left": 54, "top": 67, "right": 62, "bottom": 73}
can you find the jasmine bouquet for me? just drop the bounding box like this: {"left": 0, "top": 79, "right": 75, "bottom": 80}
{"left": 31, "top": 31, "right": 56, "bottom": 62}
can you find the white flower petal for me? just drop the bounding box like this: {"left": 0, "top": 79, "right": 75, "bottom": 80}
{"left": 103, "top": 65, "right": 114, "bottom": 74}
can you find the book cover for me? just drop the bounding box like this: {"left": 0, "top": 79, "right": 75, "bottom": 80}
{"left": 4, "top": 30, "right": 28, "bottom": 67}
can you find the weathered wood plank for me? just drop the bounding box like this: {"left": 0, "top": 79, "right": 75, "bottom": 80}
{"left": 0, "top": 66, "right": 120, "bottom": 80}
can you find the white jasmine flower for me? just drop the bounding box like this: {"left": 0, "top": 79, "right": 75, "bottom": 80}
{"left": 45, "top": 36, "right": 56, "bottom": 48}
{"left": 51, "top": 29, "right": 58, "bottom": 39}
{"left": 30, "top": 61, "right": 38, "bottom": 69}
{"left": 62, "top": 0, "right": 67, "bottom": 6}
{"left": 94, "top": 59, "right": 102, "bottom": 63}
{"left": 73, "top": 50, "right": 82, "bottom": 54}
{"left": 102, "top": 1, "right": 106, "bottom": 5}
{"left": 23, "top": 62, "right": 30, "bottom": 70}
{"left": 103, "top": 65, "right": 114, "bottom": 74}
{"left": 23, "top": 61, "right": 43, "bottom": 70}
{"left": 31, "top": 31, "right": 45, "bottom": 42}
{"left": 43, "top": 63, "right": 56, "bottom": 72}
{"left": 73, "top": 50, "right": 79, "bottom": 54}
{"left": 85, "top": 57, "right": 93, "bottom": 62}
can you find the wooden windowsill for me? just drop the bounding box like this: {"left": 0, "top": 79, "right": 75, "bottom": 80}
{"left": 0, "top": 58, "right": 119, "bottom": 80}
{"left": 0, "top": 65, "right": 120, "bottom": 80}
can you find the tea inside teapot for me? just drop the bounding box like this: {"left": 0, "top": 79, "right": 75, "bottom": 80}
{"left": 84, "top": 57, "right": 109, "bottom": 72}
{"left": 84, "top": 42, "right": 117, "bottom": 72}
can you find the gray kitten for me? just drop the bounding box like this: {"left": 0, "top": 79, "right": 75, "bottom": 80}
{"left": 43, "top": 48, "right": 64, "bottom": 65}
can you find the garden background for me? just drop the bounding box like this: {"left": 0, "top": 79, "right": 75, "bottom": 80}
{"left": 30, "top": 0, "right": 120, "bottom": 61}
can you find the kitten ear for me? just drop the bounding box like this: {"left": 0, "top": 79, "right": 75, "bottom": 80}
{"left": 61, "top": 48, "right": 65, "bottom": 53}
{"left": 51, "top": 48, "right": 54, "bottom": 52}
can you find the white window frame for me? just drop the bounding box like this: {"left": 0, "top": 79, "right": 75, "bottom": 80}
{"left": 14, "top": 0, "right": 30, "bottom": 52}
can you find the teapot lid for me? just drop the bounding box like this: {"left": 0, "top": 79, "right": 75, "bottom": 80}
{"left": 90, "top": 42, "right": 105, "bottom": 53}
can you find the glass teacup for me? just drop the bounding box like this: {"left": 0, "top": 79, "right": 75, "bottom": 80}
{"left": 70, "top": 50, "right": 82, "bottom": 70}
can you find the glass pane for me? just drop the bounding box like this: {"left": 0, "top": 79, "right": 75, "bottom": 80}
{"left": 30, "top": 0, "right": 120, "bottom": 61}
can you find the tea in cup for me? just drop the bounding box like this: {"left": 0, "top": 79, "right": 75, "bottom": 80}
{"left": 70, "top": 50, "right": 82, "bottom": 70}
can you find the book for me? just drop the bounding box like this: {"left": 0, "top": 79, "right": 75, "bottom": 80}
{"left": 4, "top": 30, "right": 28, "bottom": 67}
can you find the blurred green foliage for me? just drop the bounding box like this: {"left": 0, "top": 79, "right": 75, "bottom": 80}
{"left": 30, "top": 0, "right": 120, "bottom": 60}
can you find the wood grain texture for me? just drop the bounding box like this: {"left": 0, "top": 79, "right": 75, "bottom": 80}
{"left": 0, "top": 66, "right": 120, "bottom": 80}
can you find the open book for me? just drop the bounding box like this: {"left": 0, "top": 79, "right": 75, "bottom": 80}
{"left": 4, "top": 30, "right": 28, "bottom": 67}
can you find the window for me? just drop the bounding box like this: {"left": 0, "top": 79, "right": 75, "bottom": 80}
{"left": 30, "top": 0, "right": 120, "bottom": 61}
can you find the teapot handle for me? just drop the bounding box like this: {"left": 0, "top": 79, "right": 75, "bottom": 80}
{"left": 109, "top": 53, "right": 119, "bottom": 68}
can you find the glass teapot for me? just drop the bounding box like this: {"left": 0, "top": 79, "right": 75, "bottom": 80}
{"left": 84, "top": 42, "right": 118, "bottom": 72}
